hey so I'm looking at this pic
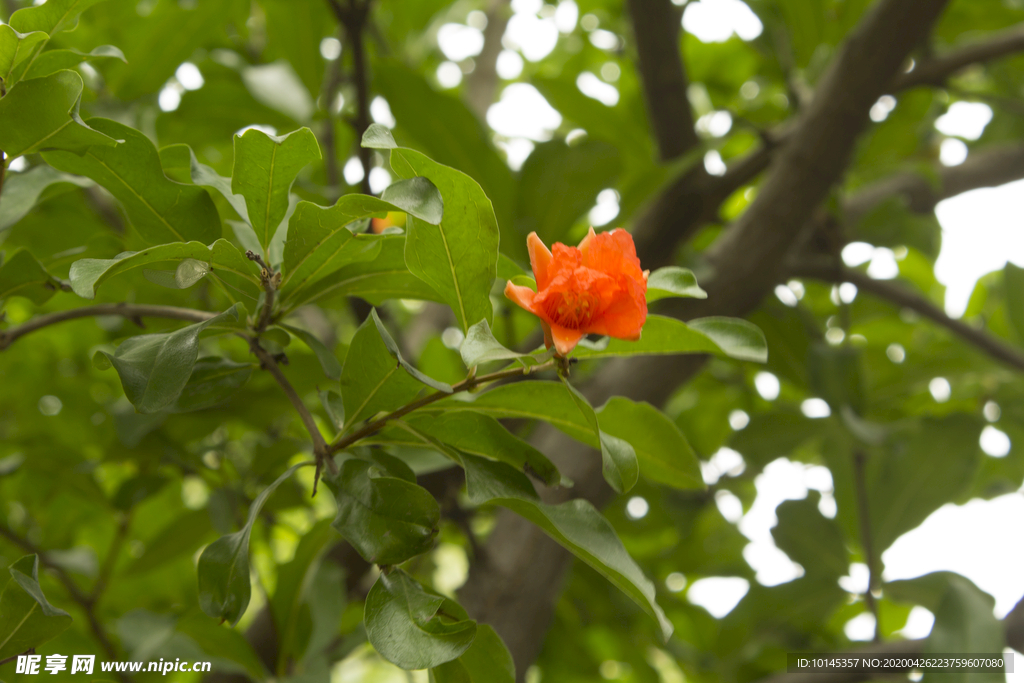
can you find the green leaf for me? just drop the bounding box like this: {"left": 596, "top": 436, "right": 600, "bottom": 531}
{"left": 371, "top": 309, "right": 452, "bottom": 392}
{"left": 0, "top": 26, "right": 47, "bottom": 85}
{"left": 231, "top": 127, "right": 321, "bottom": 250}
{"left": 285, "top": 234, "right": 442, "bottom": 309}
{"left": 0, "top": 164, "right": 92, "bottom": 232}
{"left": 0, "top": 248, "right": 61, "bottom": 305}
{"left": 269, "top": 519, "right": 335, "bottom": 674}
{"left": 888, "top": 572, "right": 1003, "bottom": 683}
{"left": 197, "top": 461, "right": 309, "bottom": 626}
{"left": 772, "top": 494, "right": 848, "bottom": 579}
{"left": 279, "top": 201, "right": 386, "bottom": 299}
{"left": 364, "top": 569, "right": 477, "bottom": 670}
{"left": 361, "top": 122, "right": 398, "bottom": 149}
{"left": 23, "top": 45, "right": 126, "bottom": 81}
{"left": 0, "top": 555, "right": 73, "bottom": 660}
{"left": 437, "top": 380, "right": 593, "bottom": 444}
{"left": 460, "top": 319, "right": 531, "bottom": 367}
{"left": 68, "top": 240, "right": 260, "bottom": 299}
{"left": 319, "top": 389, "right": 345, "bottom": 430}
{"left": 371, "top": 411, "right": 561, "bottom": 487}
{"left": 571, "top": 315, "right": 768, "bottom": 363}
{"left": 43, "top": 119, "right": 222, "bottom": 245}
{"left": 327, "top": 453, "right": 440, "bottom": 565}
{"left": 561, "top": 375, "right": 638, "bottom": 494}
{"left": 459, "top": 454, "right": 673, "bottom": 641}
{"left": 386, "top": 147, "right": 499, "bottom": 332}
{"left": 258, "top": 0, "right": 332, "bottom": 97}
{"left": 1003, "top": 262, "right": 1024, "bottom": 341}
{"left": 278, "top": 323, "right": 341, "bottom": 381}
{"left": 597, "top": 397, "right": 704, "bottom": 490}
{"left": 98, "top": 306, "right": 240, "bottom": 414}
{"left": 380, "top": 177, "right": 445, "bottom": 224}
{"left": 0, "top": 71, "right": 119, "bottom": 157}
{"left": 430, "top": 625, "right": 515, "bottom": 683}
{"left": 173, "top": 357, "right": 254, "bottom": 412}
{"left": 339, "top": 311, "right": 430, "bottom": 430}
{"left": 9, "top": 0, "right": 108, "bottom": 36}
{"left": 646, "top": 266, "right": 707, "bottom": 301}
{"left": 176, "top": 613, "right": 271, "bottom": 682}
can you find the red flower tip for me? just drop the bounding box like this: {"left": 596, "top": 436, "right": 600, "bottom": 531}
{"left": 504, "top": 227, "right": 648, "bottom": 356}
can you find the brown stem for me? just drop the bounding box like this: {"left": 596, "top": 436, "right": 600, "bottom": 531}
{"left": 851, "top": 449, "right": 881, "bottom": 644}
{"left": 329, "top": 360, "right": 556, "bottom": 454}
{"left": 328, "top": 0, "right": 374, "bottom": 196}
{"left": 249, "top": 341, "right": 329, "bottom": 459}
{"left": 89, "top": 514, "right": 130, "bottom": 605}
{"left": 0, "top": 304, "right": 216, "bottom": 351}
{"left": 893, "top": 22, "right": 1024, "bottom": 90}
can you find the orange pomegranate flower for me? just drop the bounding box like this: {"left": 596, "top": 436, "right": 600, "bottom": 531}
{"left": 505, "top": 227, "right": 649, "bottom": 356}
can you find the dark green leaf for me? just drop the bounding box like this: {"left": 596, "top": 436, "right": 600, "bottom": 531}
{"left": 197, "top": 461, "right": 309, "bottom": 626}
{"left": 98, "top": 306, "right": 240, "bottom": 414}
{"left": 0, "top": 248, "right": 61, "bottom": 305}
{"left": 1003, "top": 262, "right": 1024, "bottom": 341}
{"left": 772, "top": 494, "right": 848, "bottom": 579}
{"left": 459, "top": 454, "right": 672, "bottom": 640}
{"left": 123, "top": 510, "right": 213, "bottom": 575}
{"left": 258, "top": 0, "right": 332, "bottom": 97}
{"left": 561, "top": 375, "right": 638, "bottom": 494}
{"left": 231, "top": 127, "right": 321, "bottom": 250}
{"left": 174, "top": 357, "right": 254, "bottom": 412}
{"left": 371, "top": 309, "right": 452, "bottom": 392}
{"left": 388, "top": 147, "right": 499, "bottom": 332}
{"left": 381, "top": 177, "right": 444, "bottom": 224}
{"left": 279, "top": 323, "right": 342, "bottom": 381}
{"left": 0, "top": 71, "right": 119, "bottom": 157}
{"left": 646, "top": 266, "right": 707, "bottom": 301}
{"left": 364, "top": 569, "right": 477, "bottom": 670}
{"left": 338, "top": 311, "right": 429, "bottom": 429}
{"left": 0, "top": 555, "right": 73, "bottom": 660}
{"left": 0, "top": 165, "right": 92, "bottom": 232}
{"left": 328, "top": 454, "right": 440, "bottom": 565}
{"left": 68, "top": 240, "right": 260, "bottom": 299}
{"left": 597, "top": 397, "right": 704, "bottom": 490}
{"left": 430, "top": 625, "right": 515, "bottom": 683}
{"left": 43, "top": 119, "right": 222, "bottom": 245}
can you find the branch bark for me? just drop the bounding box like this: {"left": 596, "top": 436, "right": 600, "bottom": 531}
{"left": 460, "top": 0, "right": 953, "bottom": 676}
{"left": 627, "top": 0, "right": 699, "bottom": 161}
{"left": 791, "top": 260, "right": 1024, "bottom": 371}
{"left": 327, "top": 0, "right": 374, "bottom": 196}
{"left": 464, "top": 0, "right": 511, "bottom": 119}
{"left": 893, "top": 22, "right": 1024, "bottom": 91}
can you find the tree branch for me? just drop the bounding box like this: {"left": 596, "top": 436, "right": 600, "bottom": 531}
{"left": 843, "top": 143, "right": 1024, "bottom": 228}
{"left": 790, "top": 260, "right": 1024, "bottom": 371}
{"left": 627, "top": 0, "right": 699, "bottom": 161}
{"left": 328, "top": 0, "right": 374, "bottom": 196}
{"left": 464, "top": 0, "right": 511, "bottom": 119}
{"left": 893, "top": 22, "right": 1024, "bottom": 91}
{"left": 0, "top": 304, "right": 216, "bottom": 351}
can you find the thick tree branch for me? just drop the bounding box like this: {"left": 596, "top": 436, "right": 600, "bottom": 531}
{"left": 464, "top": 0, "right": 511, "bottom": 119}
{"left": 893, "top": 23, "right": 1024, "bottom": 91}
{"left": 627, "top": 0, "right": 699, "bottom": 161}
{"left": 791, "top": 260, "right": 1024, "bottom": 371}
{"left": 462, "top": 0, "right": 953, "bottom": 676}
{"left": 843, "top": 143, "right": 1024, "bottom": 228}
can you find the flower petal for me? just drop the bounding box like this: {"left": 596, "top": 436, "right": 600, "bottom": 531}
{"left": 527, "top": 232, "right": 554, "bottom": 290}
{"left": 548, "top": 323, "right": 586, "bottom": 356}
{"left": 505, "top": 281, "right": 539, "bottom": 315}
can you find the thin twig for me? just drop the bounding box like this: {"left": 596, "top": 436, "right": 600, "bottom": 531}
{"left": 893, "top": 22, "right": 1024, "bottom": 90}
{"left": 329, "top": 360, "right": 557, "bottom": 454}
{"left": 0, "top": 304, "right": 216, "bottom": 351}
{"left": 89, "top": 514, "right": 130, "bottom": 605}
{"left": 1, "top": 150, "right": 6, "bottom": 200}
{"left": 851, "top": 449, "right": 881, "bottom": 644}
{"left": 791, "top": 260, "right": 1024, "bottom": 371}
